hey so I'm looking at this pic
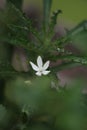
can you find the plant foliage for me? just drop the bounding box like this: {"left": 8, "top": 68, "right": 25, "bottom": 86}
{"left": 0, "top": 0, "right": 87, "bottom": 130}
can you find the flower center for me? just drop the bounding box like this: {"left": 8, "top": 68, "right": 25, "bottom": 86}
{"left": 39, "top": 68, "right": 43, "bottom": 73}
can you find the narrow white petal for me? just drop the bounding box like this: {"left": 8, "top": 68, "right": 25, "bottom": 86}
{"left": 37, "top": 56, "right": 43, "bottom": 68}
{"left": 30, "top": 62, "right": 39, "bottom": 71}
{"left": 36, "top": 71, "right": 42, "bottom": 76}
{"left": 43, "top": 61, "right": 50, "bottom": 70}
{"left": 42, "top": 70, "right": 50, "bottom": 75}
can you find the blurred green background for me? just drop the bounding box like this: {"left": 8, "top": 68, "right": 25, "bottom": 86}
{"left": 23, "top": 0, "right": 87, "bottom": 26}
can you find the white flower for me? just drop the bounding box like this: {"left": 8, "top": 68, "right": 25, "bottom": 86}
{"left": 30, "top": 56, "right": 50, "bottom": 76}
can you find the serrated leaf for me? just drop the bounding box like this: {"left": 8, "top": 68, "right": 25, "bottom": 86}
{"left": 50, "top": 10, "right": 62, "bottom": 28}
{"left": 53, "top": 20, "right": 87, "bottom": 48}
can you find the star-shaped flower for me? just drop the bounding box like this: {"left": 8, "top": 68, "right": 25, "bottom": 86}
{"left": 30, "top": 56, "right": 50, "bottom": 76}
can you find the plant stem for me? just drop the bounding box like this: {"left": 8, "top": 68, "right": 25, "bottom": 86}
{"left": 43, "top": 0, "right": 52, "bottom": 33}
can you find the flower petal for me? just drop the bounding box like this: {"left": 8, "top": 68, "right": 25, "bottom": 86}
{"left": 43, "top": 61, "right": 50, "bottom": 70}
{"left": 42, "top": 70, "right": 50, "bottom": 75}
{"left": 36, "top": 71, "right": 42, "bottom": 76}
{"left": 30, "top": 61, "right": 39, "bottom": 71}
{"left": 37, "top": 56, "right": 43, "bottom": 68}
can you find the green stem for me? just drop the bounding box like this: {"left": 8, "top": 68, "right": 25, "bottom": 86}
{"left": 43, "top": 0, "right": 52, "bottom": 33}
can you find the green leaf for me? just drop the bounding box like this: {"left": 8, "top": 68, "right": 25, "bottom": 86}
{"left": 54, "top": 20, "right": 87, "bottom": 48}
{"left": 54, "top": 55, "right": 87, "bottom": 64}
{"left": 49, "top": 10, "right": 62, "bottom": 36}
{"left": 50, "top": 54, "right": 87, "bottom": 73}
{"left": 0, "top": 3, "right": 43, "bottom": 49}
